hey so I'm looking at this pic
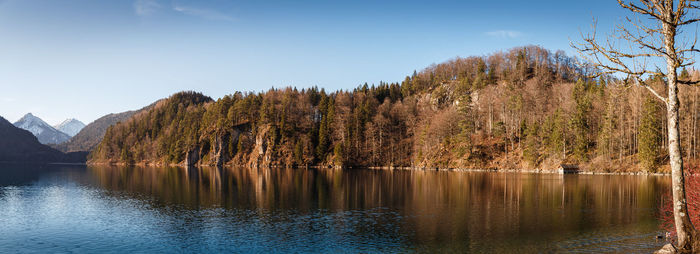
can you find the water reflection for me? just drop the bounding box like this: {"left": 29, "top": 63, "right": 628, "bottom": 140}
{"left": 0, "top": 165, "right": 671, "bottom": 253}
{"left": 82, "top": 166, "right": 669, "bottom": 253}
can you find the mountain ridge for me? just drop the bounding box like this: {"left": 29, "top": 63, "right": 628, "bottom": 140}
{"left": 54, "top": 118, "right": 86, "bottom": 137}
{"left": 52, "top": 103, "right": 156, "bottom": 153}
{"left": 0, "top": 116, "right": 86, "bottom": 163}
{"left": 14, "top": 113, "right": 71, "bottom": 144}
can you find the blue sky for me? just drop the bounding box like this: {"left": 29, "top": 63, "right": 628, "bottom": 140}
{"left": 0, "top": 0, "right": 625, "bottom": 124}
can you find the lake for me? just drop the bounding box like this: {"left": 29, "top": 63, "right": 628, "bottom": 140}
{"left": 0, "top": 164, "right": 671, "bottom": 253}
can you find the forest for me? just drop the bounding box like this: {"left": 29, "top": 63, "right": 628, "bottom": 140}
{"left": 89, "top": 45, "right": 700, "bottom": 173}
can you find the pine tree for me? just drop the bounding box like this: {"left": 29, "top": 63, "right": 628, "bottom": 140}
{"left": 333, "top": 142, "right": 344, "bottom": 166}
{"left": 680, "top": 67, "right": 690, "bottom": 80}
{"left": 120, "top": 145, "right": 129, "bottom": 163}
{"left": 570, "top": 79, "right": 591, "bottom": 161}
{"left": 228, "top": 133, "right": 237, "bottom": 158}
{"left": 401, "top": 76, "right": 413, "bottom": 97}
{"left": 236, "top": 136, "right": 245, "bottom": 156}
{"left": 544, "top": 109, "right": 566, "bottom": 157}
{"left": 473, "top": 59, "right": 487, "bottom": 90}
{"left": 597, "top": 98, "right": 617, "bottom": 158}
{"left": 316, "top": 96, "right": 330, "bottom": 159}
{"left": 638, "top": 96, "right": 662, "bottom": 172}
{"left": 523, "top": 122, "right": 539, "bottom": 167}
{"left": 294, "top": 139, "right": 304, "bottom": 165}
{"left": 454, "top": 93, "right": 473, "bottom": 157}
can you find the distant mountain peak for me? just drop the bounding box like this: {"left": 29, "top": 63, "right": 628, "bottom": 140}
{"left": 13, "top": 113, "right": 71, "bottom": 144}
{"left": 15, "top": 113, "right": 51, "bottom": 132}
{"left": 19, "top": 112, "right": 38, "bottom": 121}
{"left": 0, "top": 115, "right": 85, "bottom": 163}
{"left": 54, "top": 118, "right": 86, "bottom": 137}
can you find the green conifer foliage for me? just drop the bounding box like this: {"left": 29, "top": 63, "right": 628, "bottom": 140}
{"left": 523, "top": 122, "right": 540, "bottom": 167}
{"left": 638, "top": 96, "right": 662, "bottom": 172}
{"left": 570, "top": 79, "right": 592, "bottom": 161}
{"left": 544, "top": 109, "right": 566, "bottom": 157}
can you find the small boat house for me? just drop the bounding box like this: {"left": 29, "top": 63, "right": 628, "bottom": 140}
{"left": 558, "top": 164, "right": 579, "bottom": 174}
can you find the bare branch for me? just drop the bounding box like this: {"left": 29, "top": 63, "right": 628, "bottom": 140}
{"left": 635, "top": 76, "right": 669, "bottom": 103}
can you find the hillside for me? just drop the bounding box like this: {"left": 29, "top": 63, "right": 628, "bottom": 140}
{"left": 89, "top": 45, "right": 694, "bottom": 172}
{"left": 0, "top": 116, "right": 85, "bottom": 163}
{"left": 53, "top": 105, "right": 153, "bottom": 153}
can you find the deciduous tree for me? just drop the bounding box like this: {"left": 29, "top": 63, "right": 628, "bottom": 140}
{"left": 574, "top": 1, "right": 700, "bottom": 251}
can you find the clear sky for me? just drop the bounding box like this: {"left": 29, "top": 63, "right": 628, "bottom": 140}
{"left": 0, "top": 0, "right": 625, "bottom": 124}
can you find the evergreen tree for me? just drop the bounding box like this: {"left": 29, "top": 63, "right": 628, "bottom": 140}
{"left": 638, "top": 96, "right": 662, "bottom": 172}
{"left": 454, "top": 93, "right": 473, "bottom": 157}
{"left": 294, "top": 139, "right": 304, "bottom": 165}
{"left": 570, "top": 79, "right": 591, "bottom": 161}
{"left": 680, "top": 67, "right": 690, "bottom": 80}
{"left": 401, "top": 76, "right": 413, "bottom": 97}
{"left": 544, "top": 109, "right": 566, "bottom": 157}
{"left": 228, "top": 133, "right": 237, "bottom": 158}
{"left": 333, "top": 142, "right": 344, "bottom": 166}
{"left": 236, "top": 136, "right": 245, "bottom": 156}
{"left": 597, "top": 99, "right": 617, "bottom": 158}
{"left": 316, "top": 96, "right": 330, "bottom": 159}
{"left": 523, "top": 122, "right": 539, "bottom": 167}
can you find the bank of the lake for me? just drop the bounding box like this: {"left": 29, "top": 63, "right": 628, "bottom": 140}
{"left": 89, "top": 160, "right": 674, "bottom": 176}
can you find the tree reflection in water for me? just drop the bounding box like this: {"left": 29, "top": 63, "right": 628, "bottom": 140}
{"left": 85, "top": 166, "right": 669, "bottom": 252}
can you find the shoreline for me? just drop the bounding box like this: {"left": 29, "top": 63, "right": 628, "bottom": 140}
{"left": 86, "top": 161, "right": 671, "bottom": 176}
{"left": 365, "top": 166, "right": 671, "bottom": 176}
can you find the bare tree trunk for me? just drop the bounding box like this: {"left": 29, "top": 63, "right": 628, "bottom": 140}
{"left": 488, "top": 102, "right": 493, "bottom": 136}
{"left": 664, "top": 18, "right": 696, "bottom": 251}
{"left": 694, "top": 88, "right": 698, "bottom": 160}
{"left": 669, "top": 82, "right": 696, "bottom": 251}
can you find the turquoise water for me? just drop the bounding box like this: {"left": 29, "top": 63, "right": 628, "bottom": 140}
{"left": 0, "top": 165, "right": 670, "bottom": 253}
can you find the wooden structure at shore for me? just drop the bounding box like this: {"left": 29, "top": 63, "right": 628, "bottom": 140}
{"left": 557, "top": 164, "right": 579, "bottom": 174}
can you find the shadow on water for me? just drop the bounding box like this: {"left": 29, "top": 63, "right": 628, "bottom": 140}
{"left": 0, "top": 163, "right": 87, "bottom": 186}
{"left": 0, "top": 164, "right": 674, "bottom": 253}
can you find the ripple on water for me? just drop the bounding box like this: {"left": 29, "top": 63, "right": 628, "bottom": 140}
{"left": 0, "top": 166, "right": 674, "bottom": 253}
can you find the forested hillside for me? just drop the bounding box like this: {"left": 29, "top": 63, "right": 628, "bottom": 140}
{"left": 90, "top": 45, "right": 699, "bottom": 172}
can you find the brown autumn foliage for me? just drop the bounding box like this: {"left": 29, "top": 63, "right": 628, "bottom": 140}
{"left": 89, "top": 46, "right": 700, "bottom": 172}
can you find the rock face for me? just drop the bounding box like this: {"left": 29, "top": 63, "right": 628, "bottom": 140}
{"left": 184, "top": 127, "right": 246, "bottom": 167}
{"left": 53, "top": 118, "right": 85, "bottom": 137}
{"left": 185, "top": 147, "right": 199, "bottom": 166}
{"left": 248, "top": 125, "right": 273, "bottom": 168}
{"left": 14, "top": 113, "right": 71, "bottom": 144}
{"left": 213, "top": 134, "right": 227, "bottom": 167}
{"left": 0, "top": 116, "right": 85, "bottom": 163}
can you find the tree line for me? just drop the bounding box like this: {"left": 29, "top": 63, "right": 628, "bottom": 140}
{"left": 90, "top": 45, "right": 698, "bottom": 172}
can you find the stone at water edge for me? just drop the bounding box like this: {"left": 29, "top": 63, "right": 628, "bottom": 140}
{"left": 654, "top": 244, "right": 675, "bottom": 254}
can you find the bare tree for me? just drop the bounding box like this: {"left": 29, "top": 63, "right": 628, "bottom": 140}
{"left": 573, "top": 0, "right": 700, "bottom": 252}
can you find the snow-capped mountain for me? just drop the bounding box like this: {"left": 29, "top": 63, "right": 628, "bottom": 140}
{"left": 54, "top": 118, "right": 85, "bottom": 137}
{"left": 13, "top": 113, "right": 71, "bottom": 144}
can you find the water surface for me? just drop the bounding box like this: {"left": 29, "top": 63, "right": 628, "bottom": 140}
{"left": 0, "top": 164, "right": 670, "bottom": 253}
